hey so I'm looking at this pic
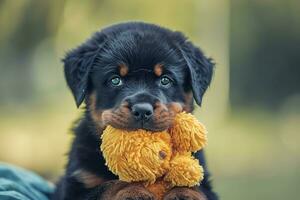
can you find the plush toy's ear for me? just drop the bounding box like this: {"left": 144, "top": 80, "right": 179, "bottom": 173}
{"left": 63, "top": 34, "right": 105, "bottom": 107}
{"left": 178, "top": 41, "right": 215, "bottom": 106}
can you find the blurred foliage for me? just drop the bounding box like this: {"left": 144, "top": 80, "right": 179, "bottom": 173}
{"left": 230, "top": 0, "right": 300, "bottom": 109}
{"left": 0, "top": 0, "right": 299, "bottom": 200}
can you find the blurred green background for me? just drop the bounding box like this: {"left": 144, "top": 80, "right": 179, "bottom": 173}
{"left": 0, "top": 0, "right": 299, "bottom": 199}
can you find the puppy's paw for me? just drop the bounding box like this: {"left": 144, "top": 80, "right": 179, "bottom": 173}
{"left": 114, "top": 185, "right": 156, "bottom": 200}
{"left": 163, "top": 187, "right": 207, "bottom": 200}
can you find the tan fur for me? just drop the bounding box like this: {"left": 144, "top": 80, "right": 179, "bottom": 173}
{"left": 97, "top": 180, "right": 208, "bottom": 200}
{"left": 183, "top": 91, "right": 194, "bottom": 112}
{"left": 167, "top": 102, "right": 183, "bottom": 114}
{"left": 99, "top": 181, "right": 155, "bottom": 200}
{"left": 164, "top": 187, "right": 208, "bottom": 200}
{"left": 73, "top": 169, "right": 104, "bottom": 189}
{"left": 152, "top": 102, "right": 174, "bottom": 130}
{"left": 119, "top": 64, "right": 128, "bottom": 76}
{"left": 88, "top": 93, "right": 105, "bottom": 131}
{"left": 149, "top": 102, "right": 183, "bottom": 131}
{"left": 102, "top": 101, "right": 183, "bottom": 131}
{"left": 101, "top": 102, "right": 131, "bottom": 129}
{"left": 154, "top": 64, "right": 163, "bottom": 76}
{"left": 114, "top": 185, "right": 156, "bottom": 200}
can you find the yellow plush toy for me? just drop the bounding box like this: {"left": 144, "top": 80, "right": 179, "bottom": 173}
{"left": 100, "top": 112, "right": 207, "bottom": 199}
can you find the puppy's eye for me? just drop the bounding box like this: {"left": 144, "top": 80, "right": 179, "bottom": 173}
{"left": 110, "top": 76, "right": 122, "bottom": 86}
{"left": 160, "top": 76, "right": 172, "bottom": 87}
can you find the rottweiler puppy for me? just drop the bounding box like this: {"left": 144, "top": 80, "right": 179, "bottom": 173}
{"left": 52, "top": 22, "right": 218, "bottom": 200}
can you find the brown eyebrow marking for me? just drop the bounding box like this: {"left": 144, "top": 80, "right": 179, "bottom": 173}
{"left": 119, "top": 63, "right": 128, "bottom": 76}
{"left": 154, "top": 64, "right": 163, "bottom": 76}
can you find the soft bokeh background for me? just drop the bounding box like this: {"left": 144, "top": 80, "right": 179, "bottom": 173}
{"left": 0, "top": 0, "right": 299, "bottom": 199}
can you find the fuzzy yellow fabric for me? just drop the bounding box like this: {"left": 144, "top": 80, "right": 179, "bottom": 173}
{"left": 101, "top": 126, "right": 172, "bottom": 184}
{"left": 164, "top": 152, "right": 204, "bottom": 187}
{"left": 169, "top": 112, "right": 207, "bottom": 153}
{"left": 100, "top": 112, "right": 207, "bottom": 198}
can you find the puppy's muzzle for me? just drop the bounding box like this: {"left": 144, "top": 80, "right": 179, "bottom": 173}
{"left": 131, "top": 103, "right": 153, "bottom": 122}
{"left": 125, "top": 92, "right": 158, "bottom": 123}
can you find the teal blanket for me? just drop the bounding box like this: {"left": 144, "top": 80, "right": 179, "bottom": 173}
{"left": 0, "top": 163, "right": 54, "bottom": 200}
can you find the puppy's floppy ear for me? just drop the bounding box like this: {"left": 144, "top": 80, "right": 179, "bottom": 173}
{"left": 63, "top": 34, "right": 105, "bottom": 107}
{"left": 179, "top": 41, "right": 215, "bottom": 106}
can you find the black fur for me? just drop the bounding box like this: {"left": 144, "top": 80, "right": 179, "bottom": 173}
{"left": 52, "top": 22, "right": 217, "bottom": 200}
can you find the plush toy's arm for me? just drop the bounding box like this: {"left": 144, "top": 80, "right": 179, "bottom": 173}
{"left": 169, "top": 112, "right": 207, "bottom": 152}
{"left": 164, "top": 153, "right": 204, "bottom": 187}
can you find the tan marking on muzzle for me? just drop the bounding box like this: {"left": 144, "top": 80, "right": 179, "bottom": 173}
{"left": 150, "top": 102, "right": 183, "bottom": 131}
{"left": 101, "top": 102, "right": 132, "bottom": 129}
{"left": 167, "top": 102, "right": 183, "bottom": 114}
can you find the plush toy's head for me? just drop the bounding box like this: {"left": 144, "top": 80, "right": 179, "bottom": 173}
{"left": 101, "top": 126, "right": 172, "bottom": 184}
{"left": 100, "top": 112, "right": 207, "bottom": 199}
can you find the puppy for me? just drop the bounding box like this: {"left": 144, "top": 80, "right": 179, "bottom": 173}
{"left": 52, "top": 22, "right": 218, "bottom": 200}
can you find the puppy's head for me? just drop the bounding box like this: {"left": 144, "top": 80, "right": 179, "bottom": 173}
{"left": 63, "top": 22, "right": 214, "bottom": 131}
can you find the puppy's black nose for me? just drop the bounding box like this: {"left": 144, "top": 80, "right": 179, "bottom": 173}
{"left": 131, "top": 103, "right": 153, "bottom": 121}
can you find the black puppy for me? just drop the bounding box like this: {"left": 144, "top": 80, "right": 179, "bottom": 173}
{"left": 52, "top": 22, "right": 218, "bottom": 200}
